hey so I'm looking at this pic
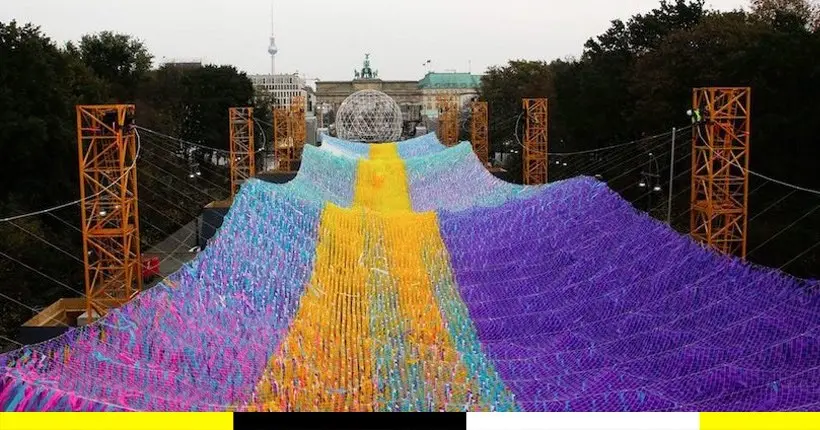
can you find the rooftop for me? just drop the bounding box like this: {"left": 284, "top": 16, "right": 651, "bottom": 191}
{"left": 418, "top": 72, "right": 482, "bottom": 89}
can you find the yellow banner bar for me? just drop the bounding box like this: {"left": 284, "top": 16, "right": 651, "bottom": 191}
{"left": 701, "top": 412, "right": 819, "bottom": 430}
{"left": 0, "top": 412, "right": 233, "bottom": 430}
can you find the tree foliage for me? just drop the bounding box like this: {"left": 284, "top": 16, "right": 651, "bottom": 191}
{"left": 68, "top": 31, "right": 152, "bottom": 100}
{"left": 479, "top": 0, "right": 819, "bottom": 277}
{"left": 0, "top": 21, "right": 259, "bottom": 347}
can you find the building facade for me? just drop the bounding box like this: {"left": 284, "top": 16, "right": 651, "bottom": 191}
{"left": 315, "top": 56, "right": 483, "bottom": 127}
{"left": 249, "top": 74, "right": 314, "bottom": 115}
{"left": 418, "top": 72, "right": 482, "bottom": 119}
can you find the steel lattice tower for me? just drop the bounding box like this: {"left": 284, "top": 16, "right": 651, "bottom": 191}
{"left": 436, "top": 95, "right": 459, "bottom": 146}
{"left": 523, "top": 98, "right": 548, "bottom": 185}
{"left": 229, "top": 107, "right": 255, "bottom": 198}
{"left": 690, "top": 87, "right": 751, "bottom": 257}
{"left": 290, "top": 95, "right": 306, "bottom": 163}
{"left": 273, "top": 106, "right": 292, "bottom": 172}
{"left": 471, "top": 101, "right": 489, "bottom": 165}
{"left": 76, "top": 105, "right": 143, "bottom": 320}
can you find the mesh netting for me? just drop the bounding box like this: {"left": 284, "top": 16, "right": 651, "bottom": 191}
{"left": 438, "top": 177, "right": 820, "bottom": 411}
{"left": 405, "top": 142, "right": 542, "bottom": 212}
{"left": 1, "top": 135, "right": 817, "bottom": 412}
{"left": 320, "top": 132, "right": 445, "bottom": 160}
{"left": 334, "top": 90, "right": 402, "bottom": 143}
{"left": 396, "top": 133, "right": 446, "bottom": 159}
{"left": 320, "top": 134, "right": 370, "bottom": 159}
{"left": 1, "top": 181, "right": 321, "bottom": 410}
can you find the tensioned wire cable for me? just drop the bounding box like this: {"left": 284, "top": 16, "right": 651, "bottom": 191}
{"left": 0, "top": 129, "right": 143, "bottom": 223}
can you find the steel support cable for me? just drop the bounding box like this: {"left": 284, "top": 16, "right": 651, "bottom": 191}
{"left": 512, "top": 109, "right": 688, "bottom": 162}
{"left": 135, "top": 170, "right": 234, "bottom": 249}
{"left": 142, "top": 160, "right": 223, "bottom": 207}
{"left": 563, "top": 136, "right": 673, "bottom": 181}
{"left": 749, "top": 190, "right": 799, "bottom": 223}
{"left": 590, "top": 130, "right": 690, "bottom": 177}
{"left": 135, "top": 126, "right": 230, "bottom": 154}
{"left": 460, "top": 111, "right": 519, "bottom": 133}
{"left": 139, "top": 149, "right": 231, "bottom": 201}
{"left": 143, "top": 131, "right": 256, "bottom": 189}
{"left": 0, "top": 129, "right": 143, "bottom": 223}
{"left": 560, "top": 141, "right": 660, "bottom": 179}
{"left": 747, "top": 203, "right": 820, "bottom": 258}
{"left": 746, "top": 170, "right": 820, "bottom": 196}
{"left": 140, "top": 134, "right": 235, "bottom": 191}
{"left": 3, "top": 189, "right": 195, "bottom": 303}
{"left": 232, "top": 114, "right": 267, "bottom": 154}
{"left": 616, "top": 143, "right": 692, "bottom": 197}
{"left": 692, "top": 126, "right": 820, "bottom": 261}
{"left": 597, "top": 140, "right": 676, "bottom": 186}
{"left": 550, "top": 126, "right": 691, "bottom": 156}
{"left": 695, "top": 124, "right": 820, "bottom": 197}
{"left": 0, "top": 333, "right": 23, "bottom": 347}
{"left": 6, "top": 221, "right": 85, "bottom": 264}
{"left": 136, "top": 172, "right": 224, "bottom": 233}
{"left": 40, "top": 204, "right": 194, "bottom": 274}
{"left": 138, "top": 135, "right": 231, "bottom": 195}
{"left": 142, "top": 131, "right": 235, "bottom": 180}
{"left": 136, "top": 147, "right": 237, "bottom": 242}
{"left": 559, "top": 129, "right": 680, "bottom": 177}
{"left": 646, "top": 161, "right": 698, "bottom": 216}
{"left": 669, "top": 176, "right": 771, "bottom": 226}
{"left": 779, "top": 240, "right": 820, "bottom": 271}
{"left": 0, "top": 250, "right": 91, "bottom": 300}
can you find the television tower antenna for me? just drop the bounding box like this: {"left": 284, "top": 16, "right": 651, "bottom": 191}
{"left": 267, "top": 0, "right": 278, "bottom": 76}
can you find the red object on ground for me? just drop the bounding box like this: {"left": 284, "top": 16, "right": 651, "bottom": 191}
{"left": 142, "top": 256, "right": 160, "bottom": 279}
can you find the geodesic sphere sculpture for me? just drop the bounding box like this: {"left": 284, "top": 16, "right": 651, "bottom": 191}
{"left": 335, "top": 89, "right": 402, "bottom": 143}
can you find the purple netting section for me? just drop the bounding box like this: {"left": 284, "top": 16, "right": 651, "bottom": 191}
{"left": 439, "top": 176, "right": 820, "bottom": 412}
{"left": 407, "top": 143, "right": 542, "bottom": 211}
{"left": 396, "top": 133, "right": 446, "bottom": 158}
{"left": 0, "top": 180, "right": 322, "bottom": 411}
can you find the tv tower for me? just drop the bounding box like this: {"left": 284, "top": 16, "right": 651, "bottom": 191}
{"left": 267, "top": 1, "right": 278, "bottom": 75}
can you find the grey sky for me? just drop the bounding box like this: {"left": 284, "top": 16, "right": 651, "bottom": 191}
{"left": 3, "top": 0, "right": 748, "bottom": 81}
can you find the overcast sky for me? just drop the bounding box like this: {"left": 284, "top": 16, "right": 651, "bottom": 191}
{"left": 3, "top": 0, "right": 749, "bottom": 81}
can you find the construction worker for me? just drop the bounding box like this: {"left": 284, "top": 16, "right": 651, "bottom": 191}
{"left": 687, "top": 108, "right": 702, "bottom": 124}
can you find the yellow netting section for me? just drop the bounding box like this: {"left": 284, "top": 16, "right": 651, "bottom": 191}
{"left": 247, "top": 144, "right": 486, "bottom": 411}
{"left": 353, "top": 144, "right": 410, "bottom": 212}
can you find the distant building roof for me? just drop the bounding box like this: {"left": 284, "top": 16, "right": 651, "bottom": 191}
{"left": 418, "top": 72, "right": 482, "bottom": 89}
{"left": 162, "top": 61, "right": 202, "bottom": 70}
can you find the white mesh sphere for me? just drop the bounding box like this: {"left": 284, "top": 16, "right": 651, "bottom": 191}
{"left": 335, "top": 90, "right": 402, "bottom": 143}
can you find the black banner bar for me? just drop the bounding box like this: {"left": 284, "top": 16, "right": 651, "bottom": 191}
{"left": 234, "top": 412, "right": 467, "bottom": 430}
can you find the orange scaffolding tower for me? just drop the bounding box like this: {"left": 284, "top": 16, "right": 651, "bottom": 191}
{"left": 76, "top": 105, "right": 143, "bottom": 320}
{"left": 523, "top": 98, "right": 548, "bottom": 185}
{"left": 690, "top": 87, "right": 751, "bottom": 258}
{"left": 290, "top": 95, "right": 306, "bottom": 163}
{"left": 436, "top": 95, "right": 459, "bottom": 146}
{"left": 471, "top": 101, "right": 489, "bottom": 165}
{"left": 273, "top": 106, "right": 292, "bottom": 172}
{"left": 229, "top": 107, "right": 255, "bottom": 198}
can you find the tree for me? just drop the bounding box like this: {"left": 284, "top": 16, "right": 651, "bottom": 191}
{"left": 70, "top": 31, "right": 152, "bottom": 100}
{"left": 751, "top": 0, "right": 819, "bottom": 30}
{"left": 0, "top": 21, "right": 107, "bottom": 348}
{"left": 176, "top": 65, "right": 255, "bottom": 158}
{"left": 479, "top": 60, "right": 560, "bottom": 181}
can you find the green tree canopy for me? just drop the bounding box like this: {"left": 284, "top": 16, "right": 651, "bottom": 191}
{"left": 69, "top": 31, "right": 152, "bottom": 100}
